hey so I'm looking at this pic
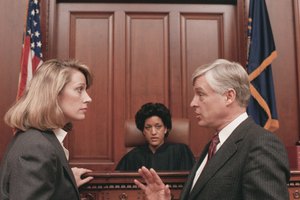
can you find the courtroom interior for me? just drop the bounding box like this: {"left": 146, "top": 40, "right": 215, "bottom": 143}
{"left": 0, "top": 0, "right": 300, "bottom": 199}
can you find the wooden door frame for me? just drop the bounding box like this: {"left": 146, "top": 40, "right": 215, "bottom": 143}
{"left": 40, "top": 0, "right": 248, "bottom": 64}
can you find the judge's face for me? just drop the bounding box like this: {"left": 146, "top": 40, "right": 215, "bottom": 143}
{"left": 143, "top": 116, "right": 167, "bottom": 152}
{"left": 58, "top": 70, "right": 92, "bottom": 123}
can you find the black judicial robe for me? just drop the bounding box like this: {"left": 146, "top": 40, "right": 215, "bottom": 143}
{"left": 115, "top": 143, "right": 195, "bottom": 171}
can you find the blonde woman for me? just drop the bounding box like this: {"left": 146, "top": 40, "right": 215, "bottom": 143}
{"left": 0, "top": 59, "right": 94, "bottom": 200}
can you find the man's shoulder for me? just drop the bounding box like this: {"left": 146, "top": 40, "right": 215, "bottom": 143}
{"left": 238, "top": 117, "right": 269, "bottom": 135}
{"left": 239, "top": 118, "right": 283, "bottom": 145}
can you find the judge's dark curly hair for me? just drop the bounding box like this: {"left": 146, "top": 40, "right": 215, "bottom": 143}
{"left": 135, "top": 102, "right": 172, "bottom": 137}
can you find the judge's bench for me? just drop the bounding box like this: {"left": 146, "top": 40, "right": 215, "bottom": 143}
{"left": 79, "top": 171, "right": 300, "bottom": 200}
{"left": 79, "top": 171, "right": 188, "bottom": 200}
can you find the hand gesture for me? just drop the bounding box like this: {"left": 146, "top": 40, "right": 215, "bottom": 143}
{"left": 134, "top": 166, "right": 172, "bottom": 200}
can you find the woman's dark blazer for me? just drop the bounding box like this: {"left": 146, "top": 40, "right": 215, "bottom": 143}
{"left": 0, "top": 129, "right": 79, "bottom": 200}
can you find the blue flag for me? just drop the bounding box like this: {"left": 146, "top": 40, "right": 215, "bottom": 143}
{"left": 246, "top": 0, "right": 279, "bottom": 131}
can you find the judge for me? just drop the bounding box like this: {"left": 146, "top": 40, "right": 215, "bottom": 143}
{"left": 116, "top": 102, "right": 195, "bottom": 171}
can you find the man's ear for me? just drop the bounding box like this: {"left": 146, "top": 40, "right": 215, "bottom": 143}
{"left": 224, "top": 88, "right": 236, "bottom": 105}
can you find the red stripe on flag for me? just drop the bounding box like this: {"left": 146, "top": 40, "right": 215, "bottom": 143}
{"left": 32, "top": 56, "right": 41, "bottom": 72}
{"left": 17, "top": 36, "right": 31, "bottom": 99}
{"left": 17, "top": 0, "right": 43, "bottom": 100}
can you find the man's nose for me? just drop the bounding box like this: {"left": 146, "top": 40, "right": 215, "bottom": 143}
{"left": 190, "top": 95, "right": 197, "bottom": 107}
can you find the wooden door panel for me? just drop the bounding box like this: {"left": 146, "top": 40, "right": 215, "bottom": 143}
{"left": 54, "top": 3, "right": 238, "bottom": 169}
{"left": 125, "top": 13, "right": 170, "bottom": 117}
{"left": 57, "top": 6, "right": 116, "bottom": 170}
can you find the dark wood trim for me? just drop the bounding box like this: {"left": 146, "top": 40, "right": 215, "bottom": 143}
{"left": 57, "top": 0, "right": 237, "bottom": 4}
{"left": 294, "top": 0, "right": 300, "bottom": 140}
{"left": 42, "top": 0, "right": 57, "bottom": 59}
{"left": 236, "top": 0, "right": 247, "bottom": 66}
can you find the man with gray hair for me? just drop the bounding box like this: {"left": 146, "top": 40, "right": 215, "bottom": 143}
{"left": 134, "top": 59, "right": 290, "bottom": 200}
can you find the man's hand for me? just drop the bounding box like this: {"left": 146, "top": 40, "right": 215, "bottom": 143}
{"left": 71, "top": 167, "right": 94, "bottom": 187}
{"left": 134, "top": 166, "right": 172, "bottom": 200}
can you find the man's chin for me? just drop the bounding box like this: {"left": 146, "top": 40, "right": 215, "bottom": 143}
{"left": 197, "top": 120, "right": 207, "bottom": 127}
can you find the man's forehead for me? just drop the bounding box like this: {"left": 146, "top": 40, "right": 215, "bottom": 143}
{"left": 193, "top": 75, "right": 215, "bottom": 93}
{"left": 193, "top": 75, "right": 206, "bottom": 87}
{"left": 193, "top": 86, "right": 204, "bottom": 91}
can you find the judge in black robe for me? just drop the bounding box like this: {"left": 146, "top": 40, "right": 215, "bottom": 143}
{"left": 115, "top": 102, "right": 195, "bottom": 171}
{"left": 116, "top": 142, "right": 195, "bottom": 171}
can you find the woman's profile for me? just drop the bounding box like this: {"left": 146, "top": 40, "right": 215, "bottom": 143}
{"left": 0, "top": 59, "right": 94, "bottom": 200}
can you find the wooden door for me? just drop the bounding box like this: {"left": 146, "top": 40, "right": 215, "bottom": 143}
{"left": 51, "top": 2, "right": 238, "bottom": 170}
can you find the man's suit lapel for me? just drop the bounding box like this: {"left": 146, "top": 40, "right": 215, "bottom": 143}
{"left": 42, "top": 131, "right": 80, "bottom": 198}
{"left": 188, "top": 118, "right": 252, "bottom": 200}
{"left": 189, "top": 142, "right": 237, "bottom": 199}
{"left": 180, "top": 144, "right": 209, "bottom": 200}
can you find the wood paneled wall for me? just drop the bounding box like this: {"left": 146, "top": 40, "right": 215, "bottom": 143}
{"left": 0, "top": 1, "right": 27, "bottom": 158}
{"left": 0, "top": 0, "right": 299, "bottom": 171}
{"left": 52, "top": 3, "right": 239, "bottom": 170}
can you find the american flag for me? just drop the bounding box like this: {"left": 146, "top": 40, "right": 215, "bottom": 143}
{"left": 17, "top": 0, "right": 43, "bottom": 99}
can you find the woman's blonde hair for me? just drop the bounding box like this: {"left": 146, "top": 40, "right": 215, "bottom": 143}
{"left": 4, "top": 59, "right": 93, "bottom": 131}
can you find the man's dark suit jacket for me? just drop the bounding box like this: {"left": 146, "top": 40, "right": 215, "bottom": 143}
{"left": 180, "top": 117, "right": 290, "bottom": 200}
{"left": 0, "top": 129, "right": 79, "bottom": 200}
